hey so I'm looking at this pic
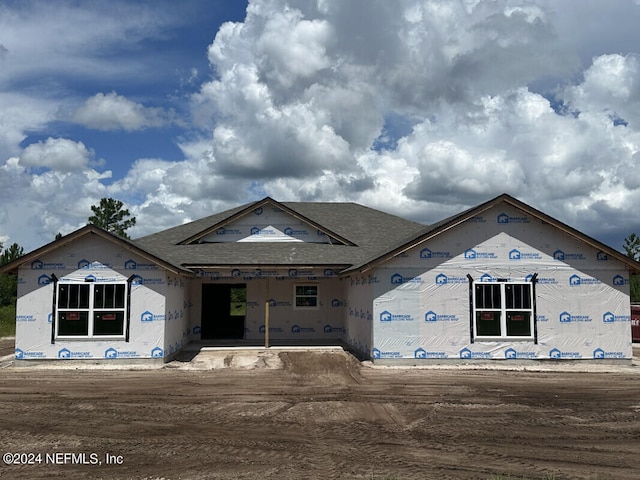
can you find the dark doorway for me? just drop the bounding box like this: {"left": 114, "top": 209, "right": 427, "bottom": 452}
{"left": 201, "top": 284, "right": 247, "bottom": 339}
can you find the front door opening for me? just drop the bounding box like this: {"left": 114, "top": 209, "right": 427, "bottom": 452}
{"left": 201, "top": 284, "right": 246, "bottom": 339}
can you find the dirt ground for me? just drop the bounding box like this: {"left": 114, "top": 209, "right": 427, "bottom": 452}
{"left": 0, "top": 341, "right": 639, "bottom": 480}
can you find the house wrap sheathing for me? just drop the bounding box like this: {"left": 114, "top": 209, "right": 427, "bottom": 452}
{"left": 352, "top": 202, "right": 632, "bottom": 362}
{"left": 2, "top": 194, "right": 637, "bottom": 363}
{"left": 12, "top": 230, "right": 193, "bottom": 361}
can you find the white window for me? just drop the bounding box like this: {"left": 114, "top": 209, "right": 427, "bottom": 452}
{"left": 472, "top": 281, "right": 535, "bottom": 340}
{"left": 56, "top": 282, "right": 127, "bottom": 338}
{"left": 294, "top": 284, "right": 318, "bottom": 308}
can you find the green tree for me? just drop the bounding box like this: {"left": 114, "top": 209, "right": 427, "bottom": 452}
{"left": 88, "top": 198, "right": 137, "bottom": 239}
{"left": 623, "top": 233, "right": 640, "bottom": 303}
{"left": 0, "top": 242, "right": 23, "bottom": 306}
{"left": 0, "top": 242, "right": 23, "bottom": 336}
{"left": 623, "top": 233, "right": 640, "bottom": 260}
{"left": 0, "top": 242, "right": 24, "bottom": 266}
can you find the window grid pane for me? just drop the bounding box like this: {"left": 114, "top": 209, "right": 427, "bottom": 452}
{"left": 475, "top": 284, "right": 501, "bottom": 309}
{"left": 505, "top": 284, "right": 531, "bottom": 309}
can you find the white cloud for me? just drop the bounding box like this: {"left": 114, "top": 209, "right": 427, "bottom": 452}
{"left": 0, "top": 93, "right": 57, "bottom": 161}
{"left": 3, "top": 0, "right": 640, "bottom": 253}
{"left": 0, "top": 156, "right": 112, "bottom": 249}
{"left": 18, "top": 138, "right": 95, "bottom": 172}
{"left": 182, "top": 0, "right": 640, "bottom": 249}
{"left": 72, "top": 92, "right": 175, "bottom": 131}
{"left": 0, "top": 1, "right": 182, "bottom": 88}
{"left": 561, "top": 54, "right": 640, "bottom": 126}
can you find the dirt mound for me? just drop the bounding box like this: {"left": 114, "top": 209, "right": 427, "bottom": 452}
{"left": 171, "top": 349, "right": 284, "bottom": 370}
{"left": 278, "top": 350, "right": 362, "bottom": 384}
{"left": 0, "top": 336, "right": 14, "bottom": 357}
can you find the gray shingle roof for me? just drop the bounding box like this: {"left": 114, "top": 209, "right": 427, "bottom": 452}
{"left": 133, "top": 198, "right": 426, "bottom": 270}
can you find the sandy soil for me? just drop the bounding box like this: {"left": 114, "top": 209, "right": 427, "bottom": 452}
{"left": 0, "top": 344, "right": 639, "bottom": 480}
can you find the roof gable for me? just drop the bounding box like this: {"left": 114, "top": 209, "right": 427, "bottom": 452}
{"left": 349, "top": 193, "right": 640, "bottom": 273}
{"left": 179, "top": 197, "right": 354, "bottom": 245}
{"left": 134, "top": 198, "right": 425, "bottom": 269}
{"left": 0, "top": 225, "right": 189, "bottom": 276}
{"left": 180, "top": 197, "right": 352, "bottom": 245}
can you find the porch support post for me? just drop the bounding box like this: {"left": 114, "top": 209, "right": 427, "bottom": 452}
{"left": 265, "top": 277, "right": 270, "bottom": 349}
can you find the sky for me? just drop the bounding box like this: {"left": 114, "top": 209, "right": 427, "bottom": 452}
{"left": 2, "top": 0, "right": 640, "bottom": 253}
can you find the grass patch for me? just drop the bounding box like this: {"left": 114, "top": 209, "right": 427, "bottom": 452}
{"left": 0, "top": 304, "right": 16, "bottom": 337}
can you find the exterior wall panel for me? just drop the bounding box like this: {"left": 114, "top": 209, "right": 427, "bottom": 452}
{"left": 14, "top": 236, "right": 168, "bottom": 361}
{"left": 371, "top": 204, "right": 633, "bottom": 361}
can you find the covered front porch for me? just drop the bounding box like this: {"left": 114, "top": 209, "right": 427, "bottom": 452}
{"left": 187, "top": 267, "right": 349, "bottom": 347}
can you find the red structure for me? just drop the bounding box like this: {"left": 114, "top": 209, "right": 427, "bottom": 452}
{"left": 632, "top": 305, "right": 640, "bottom": 343}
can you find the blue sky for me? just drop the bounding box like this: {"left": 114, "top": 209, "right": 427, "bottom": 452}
{"left": 14, "top": 1, "right": 248, "bottom": 181}
{"left": 2, "top": 0, "right": 640, "bottom": 252}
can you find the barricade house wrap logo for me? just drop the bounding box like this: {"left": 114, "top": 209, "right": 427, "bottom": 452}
{"left": 258, "top": 325, "right": 284, "bottom": 334}
{"left": 151, "top": 347, "right": 164, "bottom": 358}
{"left": 284, "top": 227, "right": 309, "bottom": 236}
{"left": 78, "top": 260, "right": 111, "bottom": 270}
{"left": 372, "top": 348, "right": 401, "bottom": 359}
{"left": 414, "top": 348, "right": 448, "bottom": 359}
{"left": 549, "top": 348, "right": 582, "bottom": 359}
{"left": 124, "top": 259, "right": 158, "bottom": 270}
{"left": 525, "top": 273, "right": 557, "bottom": 284}
{"left": 419, "top": 248, "right": 451, "bottom": 259}
{"left": 479, "top": 274, "right": 498, "bottom": 282}
{"left": 504, "top": 348, "right": 537, "bottom": 359}
{"left": 323, "top": 324, "right": 343, "bottom": 333}
{"left": 141, "top": 310, "right": 166, "bottom": 322}
{"left": 464, "top": 248, "right": 497, "bottom": 260}
{"left": 216, "top": 227, "right": 242, "bottom": 235}
{"left": 593, "top": 348, "right": 625, "bottom": 359}
{"left": 569, "top": 274, "right": 601, "bottom": 286}
{"left": 602, "top": 311, "right": 630, "bottom": 323}
{"left": 31, "top": 259, "right": 65, "bottom": 270}
{"left": 435, "top": 273, "right": 467, "bottom": 285}
{"left": 57, "top": 348, "right": 92, "bottom": 359}
{"left": 508, "top": 249, "right": 542, "bottom": 260}
{"left": 459, "top": 348, "right": 492, "bottom": 359}
{"left": 15, "top": 348, "right": 45, "bottom": 359}
{"left": 553, "top": 249, "right": 586, "bottom": 261}
{"left": 129, "top": 274, "right": 163, "bottom": 285}
{"left": 424, "top": 310, "right": 458, "bottom": 322}
{"left": 496, "top": 212, "right": 530, "bottom": 224}
{"left": 268, "top": 298, "right": 292, "bottom": 307}
{"left": 390, "top": 273, "right": 423, "bottom": 285}
{"left": 380, "top": 310, "right": 414, "bottom": 322}
{"left": 291, "top": 324, "right": 315, "bottom": 333}
{"left": 251, "top": 226, "right": 277, "bottom": 236}
{"left": 612, "top": 274, "right": 628, "bottom": 286}
{"left": 559, "top": 311, "right": 592, "bottom": 323}
{"left": 104, "top": 348, "right": 140, "bottom": 359}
